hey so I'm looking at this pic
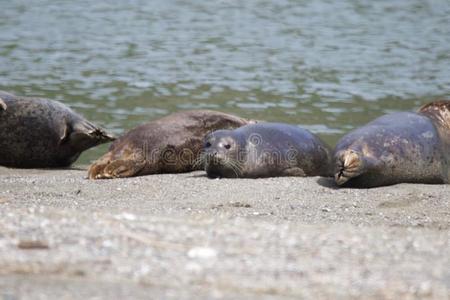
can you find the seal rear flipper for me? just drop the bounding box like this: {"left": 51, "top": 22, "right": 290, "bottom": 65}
{"left": 334, "top": 150, "right": 381, "bottom": 186}
{"left": 100, "top": 159, "right": 146, "bottom": 179}
{"left": 59, "top": 117, "right": 115, "bottom": 147}
{"left": 73, "top": 119, "right": 115, "bottom": 144}
{"left": 88, "top": 151, "right": 146, "bottom": 179}
{"left": 64, "top": 119, "right": 115, "bottom": 152}
{"left": 0, "top": 98, "right": 7, "bottom": 111}
{"left": 88, "top": 152, "right": 112, "bottom": 179}
{"left": 418, "top": 100, "right": 450, "bottom": 129}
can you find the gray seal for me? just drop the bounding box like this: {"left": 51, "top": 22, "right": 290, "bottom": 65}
{"left": 0, "top": 91, "right": 114, "bottom": 168}
{"left": 201, "top": 122, "right": 332, "bottom": 178}
{"left": 333, "top": 100, "right": 450, "bottom": 188}
{"left": 88, "top": 110, "right": 252, "bottom": 179}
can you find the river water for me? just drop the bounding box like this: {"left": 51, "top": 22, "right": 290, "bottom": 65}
{"left": 1, "top": 0, "right": 449, "bottom": 164}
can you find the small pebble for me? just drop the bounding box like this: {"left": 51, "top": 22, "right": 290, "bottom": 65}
{"left": 114, "top": 212, "right": 137, "bottom": 221}
{"left": 187, "top": 247, "right": 217, "bottom": 259}
{"left": 17, "top": 240, "right": 49, "bottom": 250}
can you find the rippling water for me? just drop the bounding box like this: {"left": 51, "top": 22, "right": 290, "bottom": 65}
{"left": 1, "top": 0, "right": 449, "bottom": 164}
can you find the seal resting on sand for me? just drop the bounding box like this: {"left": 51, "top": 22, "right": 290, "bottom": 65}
{"left": 88, "top": 110, "right": 252, "bottom": 179}
{"left": 201, "top": 122, "right": 332, "bottom": 178}
{"left": 333, "top": 100, "right": 450, "bottom": 188}
{"left": 0, "top": 91, "right": 114, "bottom": 168}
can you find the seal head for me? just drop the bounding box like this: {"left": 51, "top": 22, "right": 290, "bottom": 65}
{"left": 202, "top": 129, "right": 245, "bottom": 178}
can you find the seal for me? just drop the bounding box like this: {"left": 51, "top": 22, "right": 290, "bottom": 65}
{"left": 333, "top": 100, "right": 450, "bottom": 188}
{"left": 88, "top": 110, "right": 252, "bottom": 179}
{"left": 201, "top": 122, "right": 332, "bottom": 178}
{"left": 0, "top": 91, "right": 115, "bottom": 168}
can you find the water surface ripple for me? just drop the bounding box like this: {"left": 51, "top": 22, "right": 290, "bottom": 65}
{"left": 1, "top": 0, "right": 449, "bottom": 163}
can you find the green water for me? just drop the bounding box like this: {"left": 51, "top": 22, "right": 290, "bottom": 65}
{"left": 1, "top": 0, "right": 449, "bottom": 164}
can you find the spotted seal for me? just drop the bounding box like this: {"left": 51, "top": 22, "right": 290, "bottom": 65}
{"left": 201, "top": 122, "right": 332, "bottom": 178}
{"left": 0, "top": 91, "right": 114, "bottom": 168}
{"left": 88, "top": 110, "right": 252, "bottom": 179}
{"left": 333, "top": 100, "right": 450, "bottom": 187}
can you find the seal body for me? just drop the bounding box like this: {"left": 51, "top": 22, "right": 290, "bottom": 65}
{"left": 0, "top": 91, "right": 114, "bottom": 168}
{"left": 202, "top": 123, "right": 332, "bottom": 178}
{"left": 333, "top": 101, "right": 450, "bottom": 188}
{"left": 88, "top": 110, "right": 251, "bottom": 179}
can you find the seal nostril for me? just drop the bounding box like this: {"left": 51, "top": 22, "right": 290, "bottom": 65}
{"left": 224, "top": 144, "right": 231, "bottom": 149}
{"left": 205, "top": 142, "right": 211, "bottom": 148}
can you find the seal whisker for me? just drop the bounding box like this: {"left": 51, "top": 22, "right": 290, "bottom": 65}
{"left": 225, "top": 159, "right": 243, "bottom": 177}
{"left": 225, "top": 161, "right": 239, "bottom": 178}
{"left": 192, "top": 153, "right": 206, "bottom": 169}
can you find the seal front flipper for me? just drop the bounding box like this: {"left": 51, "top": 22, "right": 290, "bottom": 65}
{"left": 282, "top": 167, "right": 306, "bottom": 177}
{"left": 0, "top": 98, "right": 7, "bottom": 111}
{"left": 58, "top": 120, "right": 71, "bottom": 145}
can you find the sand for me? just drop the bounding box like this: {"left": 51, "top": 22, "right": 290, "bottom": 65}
{"left": 0, "top": 166, "right": 449, "bottom": 299}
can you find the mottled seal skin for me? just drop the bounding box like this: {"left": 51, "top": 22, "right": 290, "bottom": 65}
{"left": 201, "top": 123, "right": 332, "bottom": 178}
{"left": 333, "top": 100, "right": 450, "bottom": 188}
{"left": 0, "top": 91, "right": 114, "bottom": 168}
{"left": 88, "top": 110, "right": 252, "bottom": 179}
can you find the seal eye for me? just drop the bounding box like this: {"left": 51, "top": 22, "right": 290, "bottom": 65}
{"left": 205, "top": 142, "right": 211, "bottom": 148}
{"left": 224, "top": 144, "right": 231, "bottom": 149}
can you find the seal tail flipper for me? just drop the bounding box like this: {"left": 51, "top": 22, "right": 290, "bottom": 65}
{"left": 334, "top": 150, "right": 380, "bottom": 186}
{"left": 0, "top": 98, "right": 7, "bottom": 111}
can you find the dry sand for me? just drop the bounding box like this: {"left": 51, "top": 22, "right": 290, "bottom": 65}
{"left": 0, "top": 166, "right": 449, "bottom": 299}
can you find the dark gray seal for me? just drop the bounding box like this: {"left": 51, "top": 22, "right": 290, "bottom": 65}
{"left": 0, "top": 91, "right": 114, "bottom": 168}
{"left": 201, "top": 122, "right": 332, "bottom": 178}
{"left": 333, "top": 100, "right": 450, "bottom": 188}
{"left": 88, "top": 110, "right": 252, "bottom": 179}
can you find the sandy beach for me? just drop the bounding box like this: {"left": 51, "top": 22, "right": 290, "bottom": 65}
{"left": 0, "top": 166, "right": 449, "bottom": 299}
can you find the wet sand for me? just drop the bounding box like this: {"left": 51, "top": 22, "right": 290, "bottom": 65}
{"left": 0, "top": 166, "right": 449, "bottom": 299}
